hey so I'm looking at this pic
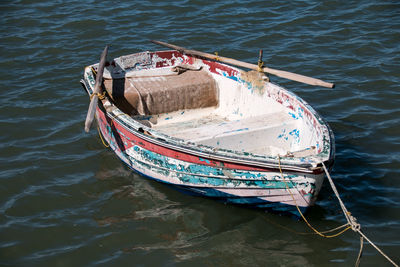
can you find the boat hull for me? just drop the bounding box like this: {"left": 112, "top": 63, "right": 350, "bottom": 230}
{"left": 95, "top": 106, "right": 324, "bottom": 217}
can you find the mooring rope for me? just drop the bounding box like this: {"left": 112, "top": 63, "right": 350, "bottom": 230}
{"left": 97, "top": 126, "right": 109, "bottom": 148}
{"left": 277, "top": 156, "right": 351, "bottom": 238}
{"left": 263, "top": 215, "right": 351, "bottom": 236}
{"left": 277, "top": 156, "right": 398, "bottom": 266}
{"left": 321, "top": 162, "right": 398, "bottom": 267}
{"left": 320, "top": 163, "right": 359, "bottom": 230}
{"left": 320, "top": 162, "right": 397, "bottom": 266}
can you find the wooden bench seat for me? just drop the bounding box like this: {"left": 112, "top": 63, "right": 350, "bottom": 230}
{"left": 103, "top": 68, "right": 218, "bottom": 116}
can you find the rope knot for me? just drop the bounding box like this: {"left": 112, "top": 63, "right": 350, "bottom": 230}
{"left": 90, "top": 91, "right": 106, "bottom": 100}
{"left": 214, "top": 52, "right": 220, "bottom": 61}
{"left": 257, "top": 60, "right": 264, "bottom": 72}
{"left": 349, "top": 215, "right": 361, "bottom": 231}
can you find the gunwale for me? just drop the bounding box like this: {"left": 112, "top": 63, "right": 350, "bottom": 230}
{"left": 81, "top": 50, "right": 334, "bottom": 174}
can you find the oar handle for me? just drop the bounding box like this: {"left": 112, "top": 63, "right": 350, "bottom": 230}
{"left": 151, "top": 40, "right": 334, "bottom": 88}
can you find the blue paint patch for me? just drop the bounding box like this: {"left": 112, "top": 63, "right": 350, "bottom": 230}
{"left": 175, "top": 171, "right": 297, "bottom": 189}
{"left": 289, "top": 129, "right": 300, "bottom": 143}
{"left": 278, "top": 129, "right": 289, "bottom": 141}
{"left": 231, "top": 170, "right": 263, "bottom": 179}
{"left": 222, "top": 128, "right": 249, "bottom": 134}
{"left": 133, "top": 146, "right": 300, "bottom": 189}
{"left": 199, "top": 157, "right": 211, "bottom": 164}
{"left": 136, "top": 115, "right": 152, "bottom": 121}
{"left": 289, "top": 112, "right": 298, "bottom": 120}
{"left": 297, "top": 107, "right": 304, "bottom": 119}
{"left": 222, "top": 72, "right": 239, "bottom": 82}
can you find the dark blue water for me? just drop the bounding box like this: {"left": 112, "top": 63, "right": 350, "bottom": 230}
{"left": 1, "top": 1, "right": 399, "bottom": 266}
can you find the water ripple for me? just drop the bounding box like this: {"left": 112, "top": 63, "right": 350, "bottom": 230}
{"left": 1, "top": 0, "right": 399, "bottom": 265}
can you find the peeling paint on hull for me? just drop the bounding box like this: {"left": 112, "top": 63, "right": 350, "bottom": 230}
{"left": 94, "top": 108, "right": 324, "bottom": 217}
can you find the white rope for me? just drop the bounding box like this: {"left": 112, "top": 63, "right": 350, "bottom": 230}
{"left": 357, "top": 229, "right": 398, "bottom": 267}
{"left": 321, "top": 162, "right": 398, "bottom": 267}
{"left": 355, "top": 236, "right": 363, "bottom": 267}
{"left": 321, "top": 163, "right": 360, "bottom": 231}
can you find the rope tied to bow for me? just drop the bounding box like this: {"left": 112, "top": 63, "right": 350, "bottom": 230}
{"left": 276, "top": 155, "right": 398, "bottom": 266}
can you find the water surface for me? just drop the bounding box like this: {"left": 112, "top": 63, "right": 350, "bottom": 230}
{"left": 1, "top": 0, "right": 399, "bottom": 266}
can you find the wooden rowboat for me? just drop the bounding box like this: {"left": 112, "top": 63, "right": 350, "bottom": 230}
{"left": 80, "top": 42, "right": 335, "bottom": 217}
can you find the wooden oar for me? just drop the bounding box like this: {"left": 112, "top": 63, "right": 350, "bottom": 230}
{"left": 84, "top": 45, "right": 109, "bottom": 133}
{"left": 151, "top": 40, "right": 334, "bottom": 88}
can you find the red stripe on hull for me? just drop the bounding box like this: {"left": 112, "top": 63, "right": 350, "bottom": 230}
{"left": 97, "top": 107, "right": 322, "bottom": 175}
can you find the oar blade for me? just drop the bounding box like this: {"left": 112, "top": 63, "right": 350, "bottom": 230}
{"left": 84, "top": 95, "right": 98, "bottom": 132}
{"left": 84, "top": 45, "right": 109, "bottom": 132}
{"left": 264, "top": 67, "right": 335, "bottom": 88}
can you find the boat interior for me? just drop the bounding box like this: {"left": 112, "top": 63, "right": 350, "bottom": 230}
{"left": 102, "top": 65, "right": 319, "bottom": 157}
